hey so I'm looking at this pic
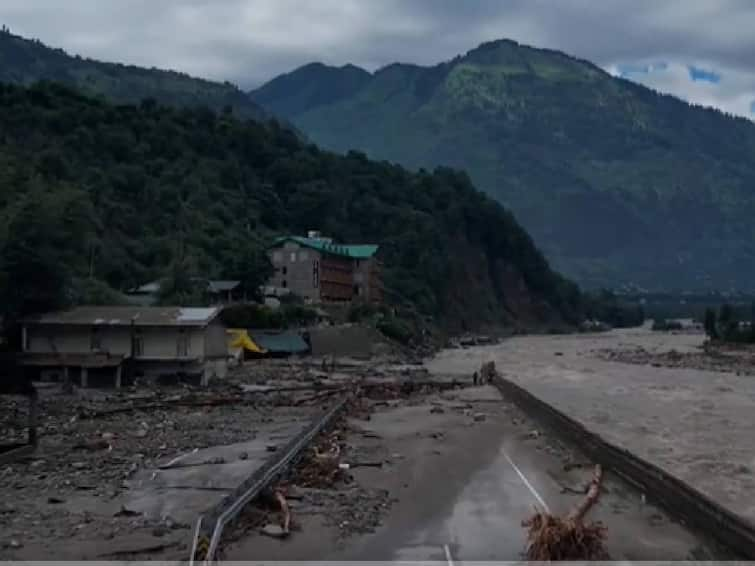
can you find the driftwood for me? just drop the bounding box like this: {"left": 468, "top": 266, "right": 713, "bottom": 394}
{"left": 523, "top": 465, "right": 609, "bottom": 560}
{"left": 274, "top": 489, "right": 291, "bottom": 535}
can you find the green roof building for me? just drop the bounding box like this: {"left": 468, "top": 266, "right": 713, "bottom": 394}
{"left": 266, "top": 231, "right": 382, "bottom": 304}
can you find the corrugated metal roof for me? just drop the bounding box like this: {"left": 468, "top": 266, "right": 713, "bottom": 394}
{"left": 25, "top": 306, "right": 222, "bottom": 327}
{"left": 272, "top": 236, "right": 379, "bottom": 259}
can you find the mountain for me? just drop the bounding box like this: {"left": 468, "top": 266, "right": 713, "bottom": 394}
{"left": 0, "top": 28, "right": 266, "bottom": 121}
{"left": 250, "top": 39, "right": 755, "bottom": 292}
{"left": 0, "top": 81, "right": 585, "bottom": 332}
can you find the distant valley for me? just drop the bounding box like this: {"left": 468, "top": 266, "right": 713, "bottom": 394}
{"left": 250, "top": 39, "right": 755, "bottom": 292}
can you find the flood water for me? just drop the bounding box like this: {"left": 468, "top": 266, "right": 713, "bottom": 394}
{"left": 426, "top": 326, "right": 755, "bottom": 524}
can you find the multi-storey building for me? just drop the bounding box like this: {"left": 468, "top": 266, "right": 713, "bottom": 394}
{"left": 267, "top": 232, "right": 382, "bottom": 304}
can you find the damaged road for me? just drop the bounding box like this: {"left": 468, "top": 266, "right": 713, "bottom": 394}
{"left": 224, "top": 383, "right": 719, "bottom": 561}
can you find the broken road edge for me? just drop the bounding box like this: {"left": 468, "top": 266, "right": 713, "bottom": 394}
{"left": 190, "top": 391, "right": 352, "bottom": 565}
{"left": 491, "top": 373, "right": 755, "bottom": 560}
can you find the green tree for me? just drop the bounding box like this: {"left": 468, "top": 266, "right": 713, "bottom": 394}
{"left": 703, "top": 308, "right": 718, "bottom": 339}
{"left": 0, "top": 183, "right": 92, "bottom": 324}
{"left": 718, "top": 303, "right": 737, "bottom": 340}
{"left": 225, "top": 245, "right": 274, "bottom": 302}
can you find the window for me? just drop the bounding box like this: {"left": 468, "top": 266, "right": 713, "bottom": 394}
{"left": 282, "top": 266, "right": 287, "bottom": 275}
{"left": 177, "top": 330, "right": 190, "bottom": 357}
{"left": 131, "top": 332, "right": 144, "bottom": 358}
{"left": 290, "top": 252, "right": 296, "bottom": 262}
{"left": 282, "top": 280, "right": 288, "bottom": 288}
{"left": 273, "top": 251, "right": 282, "bottom": 263}
{"left": 299, "top": 251, "right": 309, "bottom": 261}
{"left": 90, "top": 328, "right": 102, "bottom": 351}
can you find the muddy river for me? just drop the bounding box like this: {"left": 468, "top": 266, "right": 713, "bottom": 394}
{"left": 426, "top": 326, "right": 755, "bottom": 524}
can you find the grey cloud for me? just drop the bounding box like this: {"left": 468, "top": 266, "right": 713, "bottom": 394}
{"left": 1, "top": 0, "right": 755, "bottom": 117}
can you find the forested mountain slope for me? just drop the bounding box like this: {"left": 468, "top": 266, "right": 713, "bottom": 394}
{"left": 0, "top": 81, "right": 583, "bottom": 331}
{"left": 0, "top": 27, "right": 266, "bottom": 120}
{"left": 251, "top": 39, "right": 755, "bottom": 291}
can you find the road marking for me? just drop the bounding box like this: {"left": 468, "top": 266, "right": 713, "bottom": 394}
{"left": 503, "top": 449, "right": 551, "bottom": 513}
{"left": 443, "top": 543, "right": 455, "bottom": 566}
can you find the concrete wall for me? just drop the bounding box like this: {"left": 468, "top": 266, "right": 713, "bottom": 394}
{"left": 204, "top": 319, "right": 228, "bottom": 359}
{"left": 354, "top": 257, "right": 381, "bottom": 303}
{"left": 269, "top": 242, "right": 320, "bottom": 301}
{"left": 309, "top": 324, "right": 388, "bottom": 359}
{"left": 26, "top": 325, "right": 131, "bottom": 355}
{"left": 24, "top": 324, "right": 209, "bottom": 360}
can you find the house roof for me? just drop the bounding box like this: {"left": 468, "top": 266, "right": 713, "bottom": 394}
{"left": 128, "top": 279, "right": 241, "bottom": 295}
{"left": 24, "top": 306, "right": 222, "bottom": 327}
{"left": 208, "top": 280, "right": 241, "bottom": 293}
{"left": 272, "top": 236, "right": 379, "bottom": 259}
{"left": 132, "top": 281, "right": 161, "bottom": 294}
{"left": 249, "top": 330, "right": 309, "bottom": 354}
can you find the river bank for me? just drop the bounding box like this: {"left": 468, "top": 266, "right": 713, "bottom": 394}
{"left": 426, "top": 326, "right": 755, "bottom": 526}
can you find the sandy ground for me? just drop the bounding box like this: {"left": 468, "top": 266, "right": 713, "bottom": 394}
{"left": 225, "top": 385, "right": 718, "bottom": 561}
{"left": 426, "top": 326, "right": 755, "bottom": 525}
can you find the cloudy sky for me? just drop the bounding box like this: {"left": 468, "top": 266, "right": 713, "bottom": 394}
{"left": 2, "top": 0, "right": 755, "bottom": 118}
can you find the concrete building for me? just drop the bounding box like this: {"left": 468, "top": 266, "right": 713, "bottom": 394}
{"left": 20, "top": 306, "right": 227, "bottom": 387}
{"left": 267, "top": 233, "right": 382, "bottom": 304}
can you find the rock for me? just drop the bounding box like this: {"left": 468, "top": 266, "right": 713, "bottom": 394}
{"left": 473, "top": 413, "right": 486, "bottom": 422}
{"left": 529, "top": 429, "right": 541, "bottom": 439}
{"left": 266, "top": 445, "right": 278, "bottom": 452}
{"left": 239, "top": 452, "right": 249, "bottom": 460}
{"left": 71, "top": 462, "right": 87, "bottom": 469}
{"left": 8, "top": 539, "right": 22, "bottom": 549}
{"left": 134, "top": 429, "right": 148, "bottom": 438}
{"left": 152, "top": 526, "right": 168, "bottom": 537}
{"left": 260, "top": 524, "right": 288, "bottom": 538}
{"left": 102, "top": 432, "right": 115, "bottom": 441}
{"left": 554, "top": 352, "right": 564, "bottom": 356}
{"left": 47, "top": 497, "right": 65, "bottom": 504}
{"left": 114, "top": 505, "right": 141, "bottom": 517}
{"left": 429, "top": 406, "right": 444, "bottom": 414}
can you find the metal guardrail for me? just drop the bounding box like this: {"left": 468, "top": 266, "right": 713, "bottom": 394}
{"left": 491, "top": 373, "right": 755, "bottom": 559}
{"left": 189, "top": 393, "right": 351, "bottom": 565}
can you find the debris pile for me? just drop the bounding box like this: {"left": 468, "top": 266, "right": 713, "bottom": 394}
{"left": 523, "top": 465, "right": 609, "bottom": 560}
{"left": 290, "top": 429, "right": 347, "bottom": 489}
{"left": 596, "top": 344, "right": 755, "bottom": 375}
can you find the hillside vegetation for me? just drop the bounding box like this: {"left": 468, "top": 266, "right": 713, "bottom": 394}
{"left": 251, "top": 39, "right": 755, "bottom": 291}
{"left": 0, "top": 27, "right": 266, "bottom": 121}
{"left": 0, "top": 81, "right": 584, "bottom": 333}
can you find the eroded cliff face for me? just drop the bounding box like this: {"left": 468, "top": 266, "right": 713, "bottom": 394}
{"left": 441, "top": 235, "right": 557, "bottom": 333}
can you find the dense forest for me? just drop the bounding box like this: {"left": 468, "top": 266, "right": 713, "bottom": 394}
{"left": 0, "top": 28, "right": 266, "bottom": 121}
{"left": 0, "top": 81, "right": 585, "bottom": 334}
{"left": 251, "top": 39, "right": 755, "bottom": 292}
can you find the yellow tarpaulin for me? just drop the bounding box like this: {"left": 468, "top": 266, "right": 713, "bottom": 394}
{"left": 227, "top": 328, "right": 267, "bottom": 354}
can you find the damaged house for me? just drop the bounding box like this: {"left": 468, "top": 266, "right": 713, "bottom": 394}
{"left": 19, "top": 306, "right": 228, "bottom": 387}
